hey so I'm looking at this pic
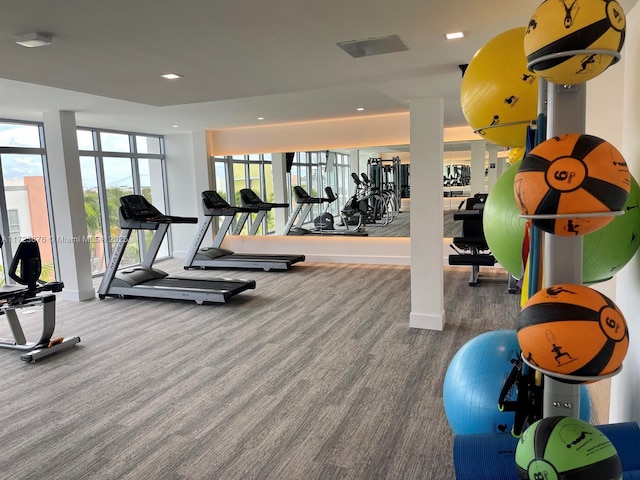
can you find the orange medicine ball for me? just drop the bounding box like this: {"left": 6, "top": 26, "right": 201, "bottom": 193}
{"left": 514, "top": 133, "right": 630, "bottom": 236}
{"left": 518, "top": 283, "right": 629, "bottom": 380}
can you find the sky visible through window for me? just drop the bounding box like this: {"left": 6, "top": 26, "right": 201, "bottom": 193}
{"left": 0, "top": 124, "right": 43, "bottom": 180}
{"left": 0, "top": 124, "right": 154, "bottom": 188}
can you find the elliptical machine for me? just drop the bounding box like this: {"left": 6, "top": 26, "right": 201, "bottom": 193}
{"left": 313, "top": 187, "right": 337, "bottom": 231}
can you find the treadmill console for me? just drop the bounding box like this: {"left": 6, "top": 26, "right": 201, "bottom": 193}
{"left": 120, "top": 195, "right": 163, "bottom": 220}
{"left": 202, "top": 191, "right": 232, "bottom": 210}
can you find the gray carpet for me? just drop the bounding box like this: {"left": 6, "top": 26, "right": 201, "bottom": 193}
{"left": 0, "top": 262, "right": 522, "bottom": 479}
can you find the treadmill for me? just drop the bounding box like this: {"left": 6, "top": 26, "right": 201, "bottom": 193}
{"left": 97, "top": 195, "right": 256, "bottom": 304}
{"left": 282, "top": 186, "right": 368, "bottom": 236}
{"left": 183, "top": 190, "right": 305, "bottom": 272}
{"left": 231, "top": 188, "right": 290, "bottom": 235}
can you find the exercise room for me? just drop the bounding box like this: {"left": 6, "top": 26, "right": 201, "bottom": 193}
{"left": 1, "top": 0, "right": 639, "bottom": 479}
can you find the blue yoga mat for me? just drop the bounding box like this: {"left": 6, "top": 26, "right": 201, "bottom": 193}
{"left": 453, "top": 422, "right": 640, "bottom": 479}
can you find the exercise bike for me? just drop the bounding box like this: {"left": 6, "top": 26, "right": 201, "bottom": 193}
{"left": 0, "top": 237, "right": 80, "bottom": 362}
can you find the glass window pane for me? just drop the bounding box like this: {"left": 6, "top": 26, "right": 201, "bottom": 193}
{"left": 247, "top": 163, "right": 262, "bottom": 235}
{"left": 232, "top": 163, "right": 246, "bottom": 205}
{"left": 103, "top": 157, "right": 139, "bottom": 265}
{"left": 80, "top": 156, "right": 106, "bottom": 274}
{"left": 249, "top": 164, "right": 261, "bottom": 198}
{"left": 138, "top": 158, "right": 168, "bottom": 257}
{"left": 263, "top": 163, "right": 275, "bottom": 234}
{"left": 100, "top": 132, "right": 131, "bottom": 153}
{"left": 136, "top": 135, "right": 161, "bottom": 154}
{"left": 1, "top": 154, "right": 55, "bottom": 282}
{"left": 77, "top": 130, "right": 95, "bottom": 151}
{"left": 298, "top": 166, "right": 308, "bottom": 191}
{"left": 7, "top": 209, "right": 21, "bottom": 235}
{"left": 0, "top": 123, "right": 41, "bottom": 148}
{"left": 214, "top": 160, "right": 228, "bottom": 200}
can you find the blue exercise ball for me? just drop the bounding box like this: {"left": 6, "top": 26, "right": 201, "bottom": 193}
{"left": 443, "top": 330, "right": 591, "bottom": 435}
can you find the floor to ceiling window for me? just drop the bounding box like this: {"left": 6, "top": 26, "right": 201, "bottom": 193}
{"left": 212, "top": 151, "right": 350, "bottom": 235}
{"left": 78, "top": 128, "right": 168, "bottom": 275}
{"left": 0, "top": 121, "right": 57, "bottom": 286}
{"left": 211, "top": 154, "right": 274, "bottom": 235}
{"left": 288, "top": 150, "right": 351, "bottom": 222}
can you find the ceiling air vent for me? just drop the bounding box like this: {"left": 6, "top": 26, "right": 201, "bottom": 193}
{"left": 337, "top": 34, "right": 408, "bottom": 58}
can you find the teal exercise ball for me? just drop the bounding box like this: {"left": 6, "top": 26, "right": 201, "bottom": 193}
{"left": 483, "top": 163, "right": 640, "bottom": 283}
{"left": 443, "top": 330, "right": 591, "bottom": 435}
{"left": 443, "top": 330, "right": 522, "bottom": 435}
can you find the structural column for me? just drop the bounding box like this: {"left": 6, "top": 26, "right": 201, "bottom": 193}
{"left": 43, "top": 110, "right": 94, "bottom": 301}
{"left": 164, "top": 131, "right": 209, "bottom": 256}
{"left": 271, "top": 152, "right": 288, "bottom": 232}
{"left": 409, "top": 97, "right": 445, "bottom": 330}
{"left": 469, "top": 139, "right": 486, "bottom": 196}
{"left": 486, "top": 144, "right": 500, "bottom": 191}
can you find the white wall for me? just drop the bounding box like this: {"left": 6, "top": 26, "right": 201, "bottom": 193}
{"left": 164, "top": 131, "right": 209, "bottom": 257}
{"left": 608, "top": 2, "right": 640, "bottom": 424}
{"left": 210, "top": 113, "right": 411, "bottom": 155}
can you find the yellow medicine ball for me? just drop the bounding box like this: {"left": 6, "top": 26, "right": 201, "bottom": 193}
{"left": 460, "top": 27, "right": 538, "bottom": 148}
{"left": 524, "top": 0, "right": 626, "bottom": 85}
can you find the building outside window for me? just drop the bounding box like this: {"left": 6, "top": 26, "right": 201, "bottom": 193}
{"left": 0, "top": 120, "right": 57, "bottom": 285}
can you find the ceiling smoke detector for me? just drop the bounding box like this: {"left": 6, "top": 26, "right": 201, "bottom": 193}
{"left": 337, "top": 34, "right": 408, "bottom": 58}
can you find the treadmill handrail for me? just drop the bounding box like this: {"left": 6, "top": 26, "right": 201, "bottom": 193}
{"left": 202, "top": 190, "right": 259, "bottom": 215}
{"left": 239, "top": 188, "right": 289, "bottom": 209}
{"left": 292, "top": 186, "right": 328, "bottom": 204}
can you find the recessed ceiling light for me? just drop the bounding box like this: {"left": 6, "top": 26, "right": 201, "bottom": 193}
{"left": 257, "top": 117, "right": 265, "bottom": 120}
{"left": 445, "top": 32, "right": 465, "bottom": 40}
{"left": 356, "top": 107, "right": 365, "bottom": 111}
{"left": 171, "top": 125, "right": 179, "bottom": 128}
{"left": 14, "top": 32, "right": 53, "bottom": 48}
{"left": 161, "top": 73, "right": 183, "bottom": 80}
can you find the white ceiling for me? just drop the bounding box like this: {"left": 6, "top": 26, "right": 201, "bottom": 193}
{"left": 0, "top": 0, "right": 637, "bottom": 136}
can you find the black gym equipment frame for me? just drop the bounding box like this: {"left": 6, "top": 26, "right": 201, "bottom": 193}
{"left": 183, "top": 190, "right": 305, "bottom": 272}
{"left": 282, "top": 186, "right": 368, "bottom": 236}
{"left": 98, "top": 195, "right": 256, "bottom": 304}
{"left": 231, "top": 188, "right": 290, "bottom": 236}
{"left": 0, "top": 238, "right": 80, "bottom": 362}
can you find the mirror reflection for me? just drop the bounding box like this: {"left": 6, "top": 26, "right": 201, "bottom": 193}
{"left": 212, "top": 142, "right": 510, "bottom": 240}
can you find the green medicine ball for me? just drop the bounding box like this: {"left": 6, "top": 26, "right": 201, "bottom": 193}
{"left": 483, "top": 162, "right": 640, "bottom": 283}
{"left": 515, "top": 416, "right": 622, "bottom": 480}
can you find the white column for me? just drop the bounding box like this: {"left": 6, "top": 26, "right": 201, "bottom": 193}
{"left": 409, "top": 97, "right": 445, "bottom": 330}
{"left": 271, "top": 152, "right": 288, "bottom": 232}
{"left": 469, "top": 139, "right": 486, "bottom": 196}
{"left": 495, "top": 155, "right": 507, "bottom": 179}
{"left": 486, "top": 144, "right": 500, "bottom": 191}
{"left": 350, "top": 149, "right": 359, "bottom": 195}
{"left": 610, "top": 1, "right": 640, "bottom": 424}
{"left": 164, "top": 131, "right": 208, "bottom": 257}
{"left": 42, "top": 111, "right": 94, "bottom": 301}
